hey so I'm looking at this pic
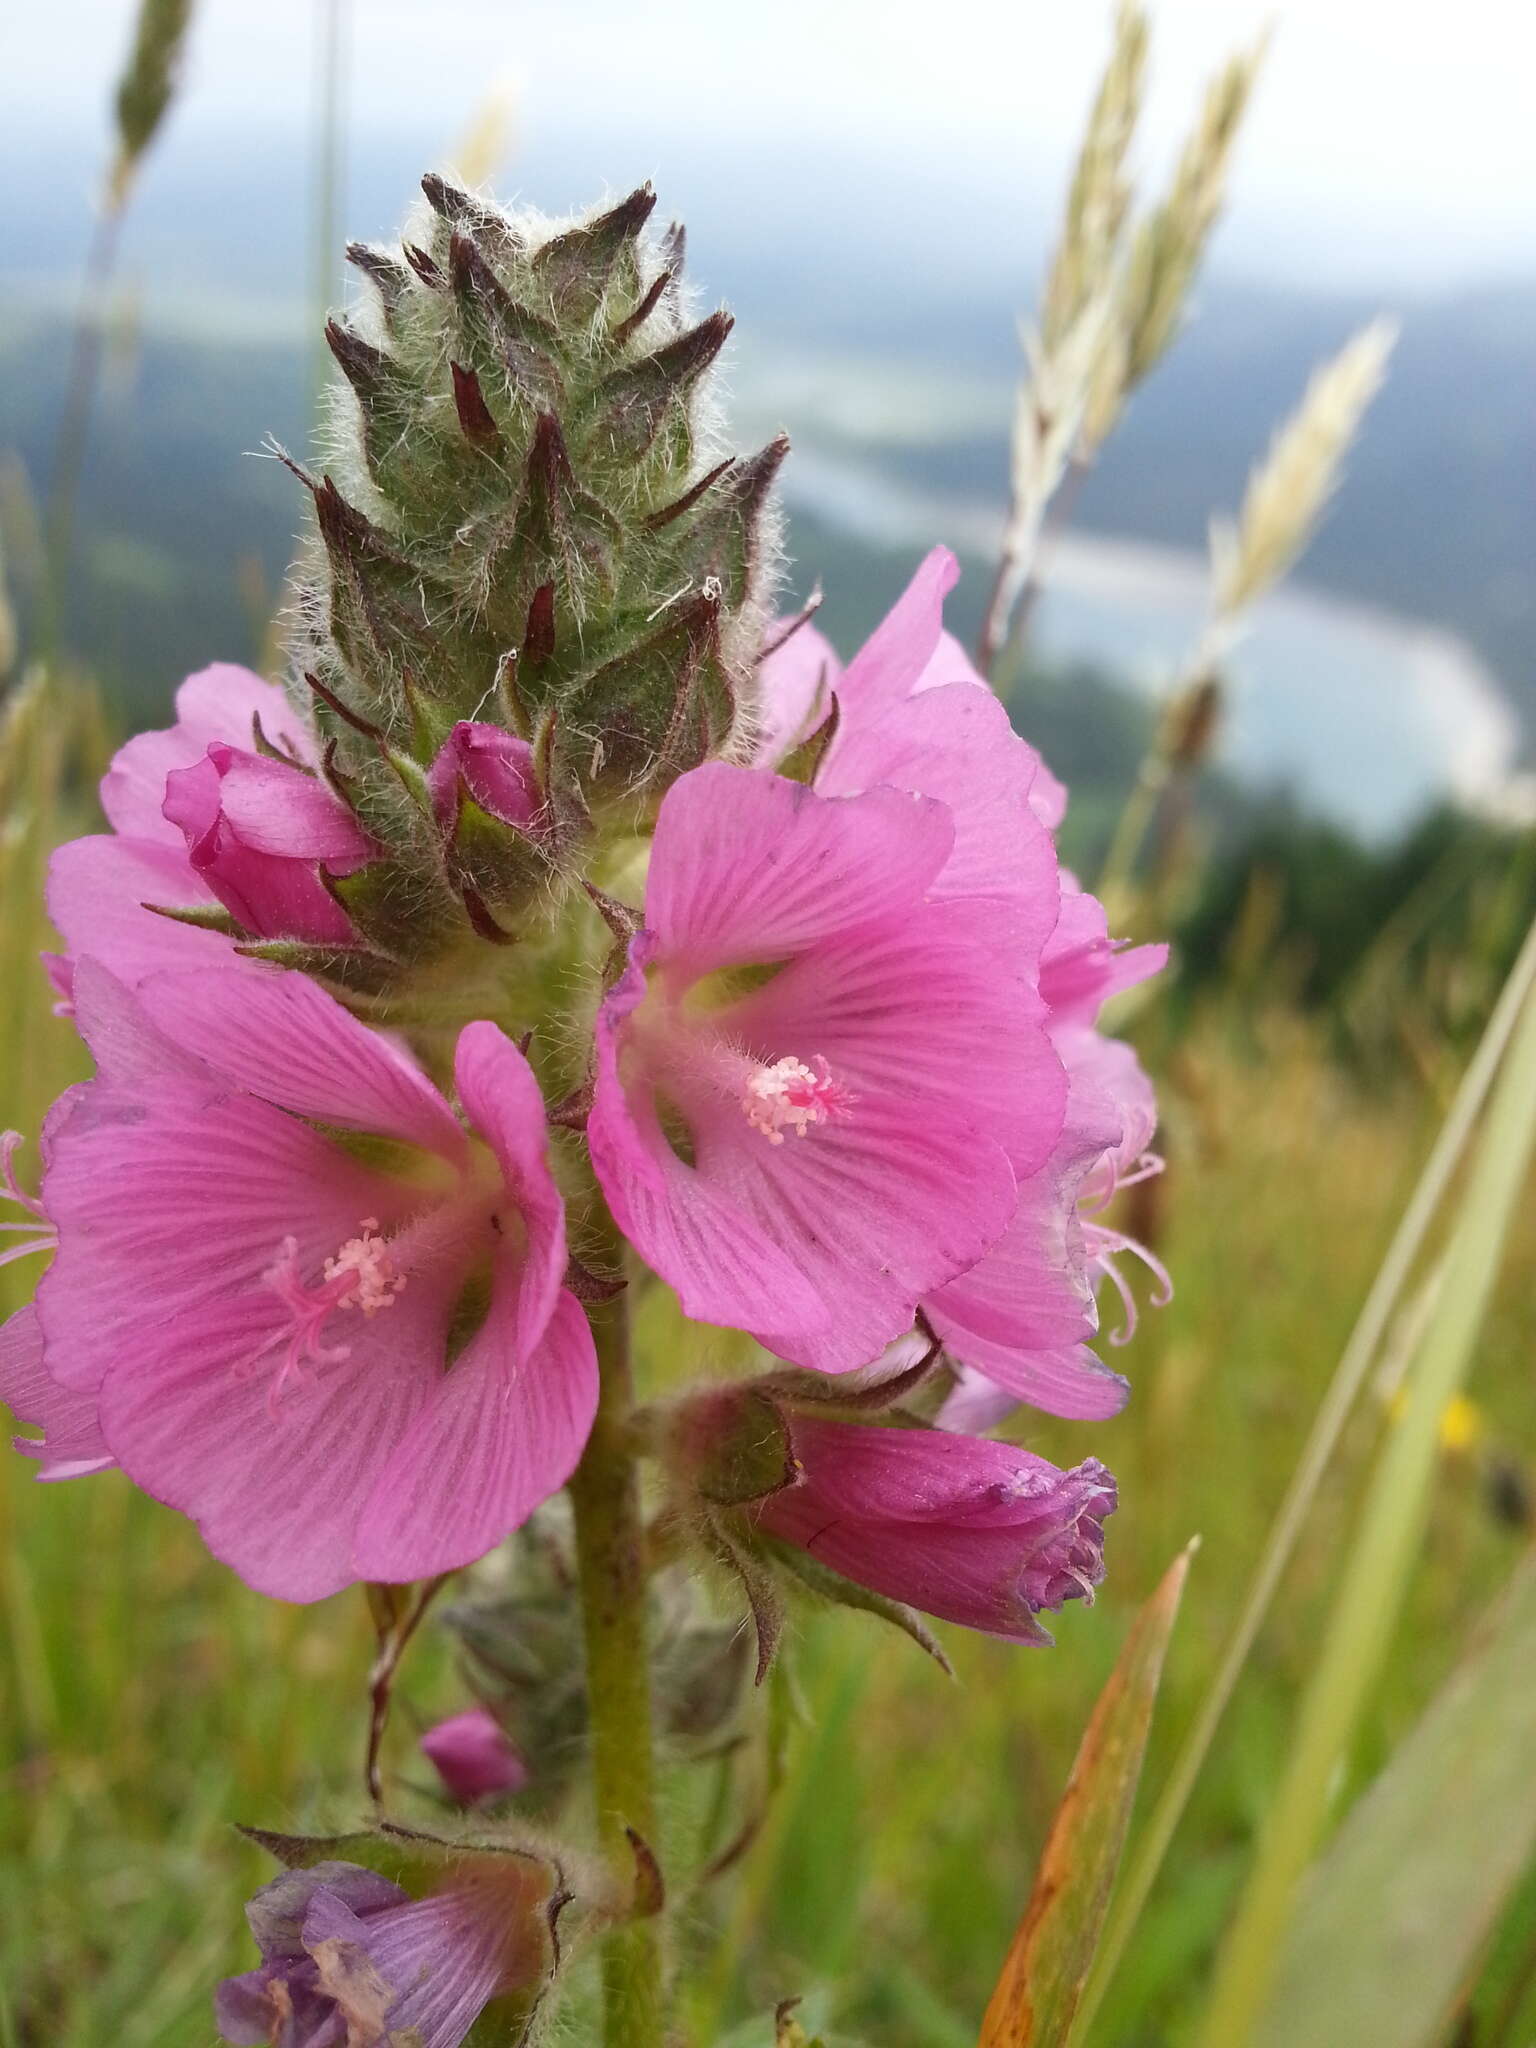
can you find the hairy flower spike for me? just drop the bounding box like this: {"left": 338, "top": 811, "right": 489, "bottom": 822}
{"left": 289, "top": 176, "right": 784, "bottom": 957}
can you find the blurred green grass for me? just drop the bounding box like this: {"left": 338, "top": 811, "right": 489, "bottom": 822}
{"left": 3, "top": 780, "right": 1531, "bottom": 2047}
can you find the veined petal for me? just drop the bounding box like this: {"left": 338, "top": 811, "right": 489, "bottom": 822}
{"left": 47, "top": 834, "right": 239, "bottom": 986}
{"left": 453, "top": 1023, "right": 565, "bottom": 1357}
{"left": 353, "top": 1281, "right": 597, "bottom": 1583}
{"left": 725, "top": 896, "right": 1067, "bottom": 1178}
{"left": 589, "top": 981, "right": 825, "bottom": 1339}
{"left": 101, "top": 664, "right": 309, "bottom": 844}
{"left": 365, "top": 1890, "right": 515, "bottom": 2048}
{"left": 1042, "top": 882, "right": 1168, "bottom": 1025}
{"left": 939, "top": 1339, "right": 1129, "bottom": 1423}
{"left": 137, "top": 966, "right": 469, "bottom": 1163}
{"left": 197, "top": 745, "right": 374, "bottom": 862}
{"left": 0, "top": 1305, "right": 117, "bottom": 1479}
{"left": 753, "top": 619, "right": 841, "bottom": 769}
{"left": 835, "top": 546, "right": 958, "bottom": 720}
{"left": 96, "top": 1267, "right": 454, "bottom": 1601}
{"left": 819, "top": 682, "right": 1061, "bottom": 936}
{"left": 39, "top": 974, "right": 413, "bottom": 1393}
{"left": 712, "top": 1092, "right": 1019, "bottom": 1374}
{"left": 645, "top": 766, "right": 955, "bottom": 978}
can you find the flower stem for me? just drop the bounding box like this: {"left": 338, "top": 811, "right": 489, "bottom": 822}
{"left": 568, "top": 1214, "right": 663, "bottom": 2048}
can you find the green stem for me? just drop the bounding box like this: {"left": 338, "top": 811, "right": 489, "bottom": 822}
{"left": 568, "top": 1213, "right": 663, "bottom": 2048}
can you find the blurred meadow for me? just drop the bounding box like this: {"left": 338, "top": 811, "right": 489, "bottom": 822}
{"left": 4, "top": 4, "right": 1536, "bottom": 2045}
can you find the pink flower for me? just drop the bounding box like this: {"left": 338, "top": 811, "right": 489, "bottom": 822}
{"left": 756, "top": 548, "right": 1067, "bottom": 906}
{"left": 588, "top": 763, "right": 1066, "bottom": 1374}
{"left": 162, "top": 740, "right": 377, "bottom": 945}
{"left": 935, "top": 883, "right": 1171, "bottom": 1428}
{"left": 47, "top": 664, "right": 368, "bottom": 997}
{"left": 13, "top": 959, "right": 596, "bottom": 1600}
{"left": 756, "top": 553, "right": 1166, "bottom": 1416}
{"left": 217, "top": 1853, "right": 563, "bottom": 2048}
{"left": 421, "top": 1708, "right": 529, "bottom": 1806}
{"left": 427, "top": 721, "right": 543, "bottom": 839}
{"left": 0, "top": 1305, "right": 116, "bottom": 1480}
{"left": 754, "top": 1415, "right": 1115, "bottom": 1645}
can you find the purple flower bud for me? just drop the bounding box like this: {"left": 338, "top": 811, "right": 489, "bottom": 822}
{"left": 216, "top": 1850, "right": 565, "bottom": 2048}
{"left": 754, "top": 1415, "right": 1115, "bottom": 1645}
{"left": 421, "top": 1707, "right": 529, "bottom": 1806}
{"left": 162, "top": 741, "right": 377, "bottom": 945}
{"left": 427, "top": 722, "right": 543, "bottom": 839}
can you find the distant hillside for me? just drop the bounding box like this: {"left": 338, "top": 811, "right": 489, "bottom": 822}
{"left": 743, "top": 278, "right": 1536, "bottom": 727}
{"left": 0, "top": 269, "right": 1531, "bottom": 738}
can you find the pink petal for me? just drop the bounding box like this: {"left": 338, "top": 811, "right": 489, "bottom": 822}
{"left": 47, "top": 834, "right": 239, "bottom": 985}
{"left": 1042, "top": 883, "right": 1168, "bottom": 1026}
{"left": 911, "top": 625, "right": 988, "bottom": 695}
{"left": 835, "top": 547, "right": 958, "bottom": 721}
{"left": 38, "top": 968, "right": 415, "bottom": 1395}
{"left": 819, "top": 682, "right": 1061, "bottom": 931}
{"left": 452, "top": 1023, "right": 565, "bottom": 1357}
{"left": 421, "top": 1709, "right": 528, "bottom": 1803}
{"left": 0, "top": 1305, "right": 117, "bottom": 1479}
{"left": 724, "top": 894, "right": 1066, "bottom": 1179}
{"left": 752, "top": 619, "right": 842, "bottom": 769}
{"left": 160, "top": 751, "right": 362, "bottom": 944}
{"left": 184, "top": 745, "right": 375, "bottom": 862}
{"left": 353, "top": 1281, "right": 597, "bottom": 1583}
{"left": 939, "top": 1341, "right": 1128, "bottom": 1424}
{"left": 701, "top": 1091, "right": 1019, "bottom": 1374}
{"left": 135, "top": 966, "right": 469, "bottom": 1162}
{"left": 645, "top": 765, "right": 955, "bottom": 979}
{"left": 95, "top": 1271, "right": 453, "bottom": 1600}
{"left": 589, "top": 946, "right": 853, "bottom": 1345}
{"left": 427, "top": 723, "right": 542, "bottom": 835}
{"left": 100, "top": 664, "right": 310, "bottom": 845}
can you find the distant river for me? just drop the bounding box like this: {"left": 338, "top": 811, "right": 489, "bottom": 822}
{"left": 780, "top": 449, "right": 1525, "bottom": 841}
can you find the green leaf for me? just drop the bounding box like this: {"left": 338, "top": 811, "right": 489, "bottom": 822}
{"left": 980, "top": 1541, "right": 1196, "bottom": 2048}
{"left": 1250, "top": 1549, "right": 1536, "bottom": 2048}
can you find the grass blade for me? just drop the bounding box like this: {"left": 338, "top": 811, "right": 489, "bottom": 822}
{"left": 1195, "top": 916, "right": 1536, "bottom": 2048}
{"left": 1071, "top": 908, "right": 1536, "bottom": 2042}
{"left": 980, "top": 1540, "right": 1196, "bottom": 2048}
{"left": 1251, "top": 1549, "right": 1536, "bottom": 2048}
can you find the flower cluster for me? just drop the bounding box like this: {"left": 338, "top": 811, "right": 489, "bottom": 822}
{"left": 0, "top": 181, "right": 1167, "bottom": 2048}
{"left": 5, "top": 544, "right": 1164, "bottom": 1624}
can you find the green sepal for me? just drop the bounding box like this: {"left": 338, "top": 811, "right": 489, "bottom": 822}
{"left": 443, "top": 787, "right": 554, "bottom": 926}
{"left": 231, "top": 937, "right": 401, "bottom": 998}
{"left": 776, "top": 690, "right": 840, "bottom": 786}
{"left": 673, "top": 1387, "right": 799, "bottom": 1509}
{"left": 141, "top": 900, "right": 242, "bottom": 935}
{"left": 531, "top": 183, "right": 656, "bottom": 323}
{"left": 586, "top": 310, "right": 733, "bottom": 473}
{"left": 559, "top": 583, "right": 731, "bottom": 799}
{"left": 380, "top": 746, "right": 434, "bottom": 817}
{"left": 757, "top": 1535, "right": 955, "bottom": 1676}
{"left": 667, "top": 432, "right": 787, "bottom": 609}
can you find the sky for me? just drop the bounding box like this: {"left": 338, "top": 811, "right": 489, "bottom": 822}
{"left": 4, "top": 0, "right": 1535, "bottom": 296}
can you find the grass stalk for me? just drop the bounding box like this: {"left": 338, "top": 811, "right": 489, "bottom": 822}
{"left": 1072, "top": 908, "right": 1536, "bottom": 2042}
{"left": 1195, "top": 914, "right": 1536, "bottom": 2046}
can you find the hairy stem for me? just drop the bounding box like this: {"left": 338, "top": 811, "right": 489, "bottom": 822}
{"left": 569, "top": 1214, "right": 663, "bottom": 2048}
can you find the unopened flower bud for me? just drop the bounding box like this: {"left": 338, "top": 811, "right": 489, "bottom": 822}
{"left": 754, "top": 1416, "right": 1116, "bottom": 1646}
{"left": 427, "top": 722, "right": 544, "bottom": 838}
{"left": 162, "top": 741, "right": 378, "bottom": 946}
{"left": 421, "top": 1706, "right": 529, "bottom": 1806}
